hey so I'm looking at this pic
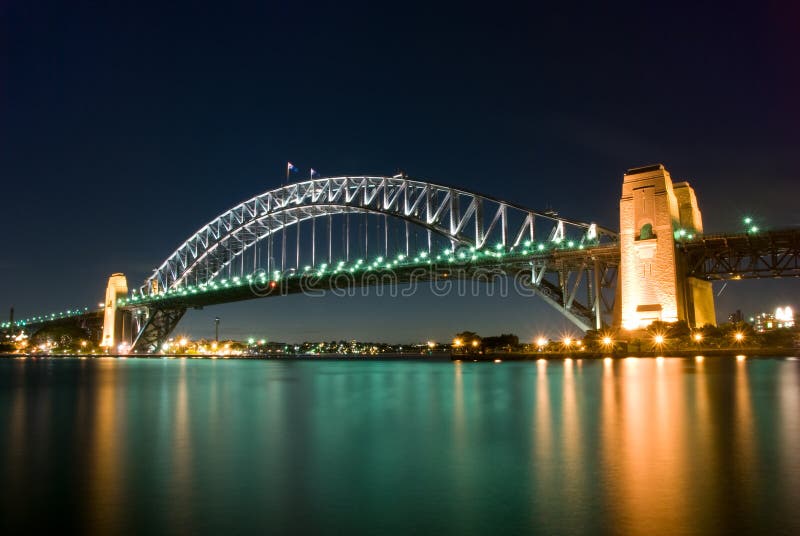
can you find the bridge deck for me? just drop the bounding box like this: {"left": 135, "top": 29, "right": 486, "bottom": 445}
{"left": 120, "top": 244, "right": 621, "bottom": 311}
{"left": 682, "top": 228, "right": 800, "bottom": 280}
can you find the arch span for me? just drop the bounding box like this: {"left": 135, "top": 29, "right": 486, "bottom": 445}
{"left": 143, "top": 175, "right": 616, "bottom": 294}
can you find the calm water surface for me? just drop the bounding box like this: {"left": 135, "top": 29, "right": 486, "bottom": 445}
{"left": 1, "top": 357, "right": 799, "bottom": 535}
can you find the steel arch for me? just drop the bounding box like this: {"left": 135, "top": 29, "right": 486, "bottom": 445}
{"left": 142, "top": 175, "right": 616, "bottom": 294}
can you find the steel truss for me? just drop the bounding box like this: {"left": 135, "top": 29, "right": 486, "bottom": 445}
{"left": 126, "top": 176, "right": 619, "bottom": 350}
{"left": 15, "top": 311, "right": 105, "bottom": 343}
{"left": 526, "top": 246, "right": 619, "bottom": 330}
{"left": 143, "top": 175, "right": 616, "bottom": 293}
{"left": 681, "top": 229, "right": 800, "bottom": 280}
{"left": 131, "top": 308, "right": 186, "bottom": 353}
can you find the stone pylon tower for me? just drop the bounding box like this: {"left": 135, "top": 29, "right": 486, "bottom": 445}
{"left": 618, "top": 164, "right": 716, "bottom": 329}
{"left": 101, "top": 273, "right": 129, "bottom": 349}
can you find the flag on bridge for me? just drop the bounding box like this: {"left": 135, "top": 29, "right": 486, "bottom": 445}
{"left": 310, "top": 168, "right": 317, "bottom": 178}
{"left": 286, "top": 162, "right": 298, "bottom": 184}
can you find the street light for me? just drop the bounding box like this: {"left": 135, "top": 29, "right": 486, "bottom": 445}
{"left": 734, "top": 332, "right": 745, "bottom": 342}
{"left": 693, "top": 332, "right": 703, "bottom": 343}
{"left": 654, "top": 334, "right": 665, "bottom": 345}
{"left": 601, "top": 336, "right": 613, "bottom": 347}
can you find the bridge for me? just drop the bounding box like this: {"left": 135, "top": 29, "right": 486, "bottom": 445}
{"left": 3, "top": 164, "right": 799, "bottom": 353}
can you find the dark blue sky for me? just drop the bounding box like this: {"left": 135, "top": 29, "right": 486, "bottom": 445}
{"left": 2, "top": 1, "right": 798, "bottom": 342}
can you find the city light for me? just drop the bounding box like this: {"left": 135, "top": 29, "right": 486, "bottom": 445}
{"left": 654, "top": 334, "right": 665, "bottom": 345}
{"left": 536, "top": 337, "right": 548, "bottom": 348}
{"left": 562, "top": 337, "right": 572, "bottom": 347}
{"left": 775, "top": 306, "right": 795, "bottom": 327}
{"left": 601, "top": 336, "right": 613, "bottom": 347}
{"left": 453, "top": 338, "right": 462, "bottom": 348}
{"left": 734, "top": 332, "right": 744, "bottom": 342}
{"left": 693, "top": 332, "right": 703, "bottom": 342}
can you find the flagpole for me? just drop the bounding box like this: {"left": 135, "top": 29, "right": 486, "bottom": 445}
{"left": 282, "top": 163, "right": 291, "bottom": 274}
{"left": 309, "top": 168, "right": 316, "bottom": 267}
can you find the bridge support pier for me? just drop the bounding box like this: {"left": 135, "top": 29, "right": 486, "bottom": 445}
{"left": 618, "top": 164, "right": 715, "bottom": 330}
{"left": 101, "top": 273, "right": 132, "bottom": 351}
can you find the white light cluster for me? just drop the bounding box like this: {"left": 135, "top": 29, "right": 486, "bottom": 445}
{"left": 775, "top": 306, "right": 795, "bottom": 327}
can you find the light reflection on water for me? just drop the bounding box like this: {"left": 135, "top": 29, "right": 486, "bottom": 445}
{"left": 0, "top": 357, "right": 798, "bottom": 534}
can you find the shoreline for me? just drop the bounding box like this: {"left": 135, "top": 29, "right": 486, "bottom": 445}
{"left": 456, "top": 347, "right": 800, "bottom": 360}
{"left": 1, "top": 350, "right": 798, "bottom": 361}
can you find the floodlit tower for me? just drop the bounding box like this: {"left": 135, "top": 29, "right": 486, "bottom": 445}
{"left": 618, "top": 164, "right": 715, "bottom": 330}
{"left": 101, "top": 273, "right": 129, "bottom": 350}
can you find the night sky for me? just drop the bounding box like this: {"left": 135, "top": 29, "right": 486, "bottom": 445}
{"left": 2, "top": 1, "right": 799, "bottom": 342}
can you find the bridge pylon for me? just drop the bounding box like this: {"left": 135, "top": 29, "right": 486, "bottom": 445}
{"left": 100, "top": 273, "right": 133, "bottom": 351}
{"left": 618, "top": 164, "right": 716, "bottom": 330}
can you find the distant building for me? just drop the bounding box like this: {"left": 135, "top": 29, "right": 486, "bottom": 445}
{"left": 754, "top": 306, "right": 795, "bottom": 333}
{"left": 728, "top": 309, "right": 744, "bottom": 323}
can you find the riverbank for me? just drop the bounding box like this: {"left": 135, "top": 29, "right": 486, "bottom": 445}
{"left": 1, "top": 349, "right": 799, "bottom": 360}
{"left": 0, "top": 352, "right": 447, "bottom": 360}
{"left": 456, "top": 347, "right": 800, "bottom": 360}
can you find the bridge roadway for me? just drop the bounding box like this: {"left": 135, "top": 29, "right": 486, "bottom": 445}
{"left": 5, "top": 228, "right": 799, "bottom": 347}
{"left": 118, "top": 243, "right": 621, "bottom": 310}
{"left": 1, "top": 309, "right": 104, "bottom": 340}
{"left": 681, "top": 228, "right": 800, "bottom": 280}
{"left": 122, "top": 242, "right": 622, "bottom": 351}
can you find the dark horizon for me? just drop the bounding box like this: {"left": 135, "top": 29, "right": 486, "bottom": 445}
{"left": 2, "top": 1, "right": 799, "bottom": 342}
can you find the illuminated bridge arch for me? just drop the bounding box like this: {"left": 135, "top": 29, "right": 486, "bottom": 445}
{"left": 142, "top": 175, "right": 616, "bottom": 295}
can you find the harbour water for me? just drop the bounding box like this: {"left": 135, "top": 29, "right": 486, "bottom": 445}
{"left": 1, "top": 356, "right": 798, "bottom": 534}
